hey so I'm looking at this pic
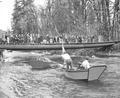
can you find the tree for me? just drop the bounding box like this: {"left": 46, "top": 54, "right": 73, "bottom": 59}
{"left": 27, "top": 0, "right": 119, "bottom": 42}
{"left": 12, "top": 0, "right": 39, "bottom": 36}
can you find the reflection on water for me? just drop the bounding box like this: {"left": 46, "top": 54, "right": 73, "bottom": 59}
{"left": 0, "top": 51, "right": 120, "bottom": 98}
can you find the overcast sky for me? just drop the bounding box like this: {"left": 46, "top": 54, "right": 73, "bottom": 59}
{"left": 0, "top": 0, "right": 46, "bottom": 31}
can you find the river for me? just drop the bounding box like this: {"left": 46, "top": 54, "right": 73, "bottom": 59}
{"left": 0, "top": 50, "right": 120, "bottom": 98}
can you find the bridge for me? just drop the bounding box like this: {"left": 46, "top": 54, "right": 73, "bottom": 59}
{"left": 0, "top": 41, "right": 119, "bottom": 50}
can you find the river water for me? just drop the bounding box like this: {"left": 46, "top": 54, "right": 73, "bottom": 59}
{"left": 0, "top": 50, "right": 120, "bottom": 98}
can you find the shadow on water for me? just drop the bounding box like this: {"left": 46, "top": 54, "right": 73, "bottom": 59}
{"left": 63, "top": 76, "right": 106, "bottom": 88}
{"left": 31, "top": 67, "right": 51, "bottom": 71}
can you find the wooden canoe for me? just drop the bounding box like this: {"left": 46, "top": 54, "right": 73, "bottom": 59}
{"left": 64, "top": 65, "right": 107, "bottom": 81}
{"left": 0, "top": 41, "right": 119, "bottom": 50}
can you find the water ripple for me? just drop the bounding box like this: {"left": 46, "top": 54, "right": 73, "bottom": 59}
{"left": 0, "top": 51, "right": 120, "bottom": 98}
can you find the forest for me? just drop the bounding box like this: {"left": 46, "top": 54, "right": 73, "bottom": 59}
{"left": 11, "top": 0, "right": 120, "bottom": 43}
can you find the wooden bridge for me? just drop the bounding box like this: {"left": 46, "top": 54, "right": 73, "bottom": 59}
{"left": 0, "top": 41, "right": 119, "bottom": 50}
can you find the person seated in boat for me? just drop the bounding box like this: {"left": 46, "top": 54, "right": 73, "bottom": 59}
{"left": 78, "top": 57, "right": 90, "bottom": 70}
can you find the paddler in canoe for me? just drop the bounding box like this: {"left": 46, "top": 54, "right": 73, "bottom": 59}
{"left": 77, "top": 57, "right": 91, "bottom": 70}
{"left": 61, "top": 39, "right": 73, "bottom": 70}
{"left": 61, "top": 39, "right": 91, "bottom": 70}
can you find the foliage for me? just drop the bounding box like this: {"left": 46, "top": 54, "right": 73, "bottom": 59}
{"left": 12, "top": 0, "right": 39, "bottom": 36}
{"left": 12, "top": 0, "right": 120, "bottom": 42}
{"left": 38, "top": 0, "right": 111, "bottom": 39}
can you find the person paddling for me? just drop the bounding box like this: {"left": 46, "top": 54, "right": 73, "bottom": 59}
{"left": 61, "top": 39, "right": 73, "bottom": 70}
{"left": 78, "top": 57, "right": 91, "bottom": 70}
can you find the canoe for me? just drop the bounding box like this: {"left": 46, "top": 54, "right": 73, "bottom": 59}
{"left": 0, "top": 41, "right": 119, "bottom": 50}
{"left": 64, "top": 65, "right": 107, "bottom": 81}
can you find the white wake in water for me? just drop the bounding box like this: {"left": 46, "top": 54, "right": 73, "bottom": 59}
{"left": 2, "top": 50, "right": 50, "bottom": 63}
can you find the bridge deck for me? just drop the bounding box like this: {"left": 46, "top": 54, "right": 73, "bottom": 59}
{"left": 0, "top": 41, "right": 119, "bottom": 50}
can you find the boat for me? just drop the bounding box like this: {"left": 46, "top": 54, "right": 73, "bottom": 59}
{"left": 0, "top": 41, "right": 119, "bottom": 50}
{"left": 64, "top": 65, "right": 107, "bottom": 81}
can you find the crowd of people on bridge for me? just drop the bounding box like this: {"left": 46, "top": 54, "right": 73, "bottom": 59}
{"left": 0, "top": 34, "right": 99, "bottom": 45}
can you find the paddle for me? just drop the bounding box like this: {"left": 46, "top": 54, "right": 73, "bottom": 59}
{"left": 62, "top": 39, "right": 66, "bottom": 54}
